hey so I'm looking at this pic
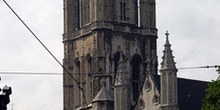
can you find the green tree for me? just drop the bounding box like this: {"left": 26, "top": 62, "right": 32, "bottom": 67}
{"left": 217, "top": 66, "right": 220, "bottom": 74}
{"left": 201, "top": 67, "right": 220, "bottom": 110}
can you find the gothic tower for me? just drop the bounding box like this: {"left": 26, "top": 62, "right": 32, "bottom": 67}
{"left": 160, "top": 32, "right": 179, "bottom": 110}
{"left": 63, "top": 0, "right": 158, "bottom": 109}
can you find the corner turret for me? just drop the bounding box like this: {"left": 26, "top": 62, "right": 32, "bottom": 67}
{"left": 160, "top": 31, "right": 179, "bottom": 110}
{"left": 114, "top": 52, "right": 131, "bottom": 110}
{"left": 92, "top": 79, "right": 114, "bottom": 110}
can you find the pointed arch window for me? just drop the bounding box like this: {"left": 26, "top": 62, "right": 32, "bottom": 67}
{"left": 88, "top": 57, "right": 92, "bottom": 72}
{"left": 88, "top": 57, "right": 93, "bottom": 100}
{"left": 113, "top": 52, "right": 121, "bottom": 84}
{"left": 75, "top": 60, "right": 81, "bottom": 107}
{"left": 145, "top": 80, "right": 151, "bottom": 91}
{"left": 132, "top": 54, "right": 142, "bottom": 102}
{"left": 114, "top": 52, "right": 120, "bottom": 74}
{"left": 120, "top": 1, "right": 126, "bottom": 21}
{"left": 153, "top": 95, "right": 159, "bottom": 104}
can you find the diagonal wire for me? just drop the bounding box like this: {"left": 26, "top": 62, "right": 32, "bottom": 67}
{"left": 3, "top": 0, "right": 88, "bottom": 105}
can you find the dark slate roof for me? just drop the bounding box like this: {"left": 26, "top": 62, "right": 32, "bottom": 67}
{"left": 153, "top": 74, "right": 209, "bottom": 110}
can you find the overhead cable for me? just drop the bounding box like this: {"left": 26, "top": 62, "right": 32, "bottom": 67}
{"left": 178, "top": 65, "right": 220, "bottom": 70}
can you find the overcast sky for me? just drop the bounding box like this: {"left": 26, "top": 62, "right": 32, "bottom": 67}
{"left": 0, "top": 0, "right": 219, "bottom": 110}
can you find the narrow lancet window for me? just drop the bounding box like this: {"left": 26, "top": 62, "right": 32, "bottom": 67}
{"left": 120, "top": 1, "right": 126, "bottom": 21}
{"left": 77, "top": 61, "right": 81, "bottom": 106}
{"left": 114, "top": 52, "right": 120, "bottom": 84}
{"left": 132, "top": 54, "right": 142, "bottom": 102}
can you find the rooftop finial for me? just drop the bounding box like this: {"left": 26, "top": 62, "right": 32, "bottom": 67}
{"left": 101, "top": 78, "right": 106, "bottom": 87}
{"left": 119, "top": 51, "right": 123, "bottom": 63}
{"left": 165, "top": 31, "right": 169, "bottom": 37}
{"left": 165, "top": 31, "right": 170, "bottom": 45}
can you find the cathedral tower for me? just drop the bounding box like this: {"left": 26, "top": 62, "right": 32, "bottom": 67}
{"left": 63, "top": 0, "right": 158, "bottom": 109}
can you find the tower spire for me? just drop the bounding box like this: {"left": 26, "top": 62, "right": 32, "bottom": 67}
{"left": 92, "top": 79, "right": 113, "bottom": 103}
{"left": 91, "top": 79, "right": 114, "bottom": 110}
{"left": 114, "top": 52, "right": 131, "bottom": 110}
{"left": 115, "top": 52, "right": 129, "bottom": 86}
{"left": 160, "top": 31, "right": 177, "bottom": 70}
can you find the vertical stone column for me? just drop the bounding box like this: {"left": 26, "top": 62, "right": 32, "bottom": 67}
{"left": 63, "top": 1, "right": 80, "bottom": 108}
{"left": 63, "top": 42, "right": 75, "bottom": 110}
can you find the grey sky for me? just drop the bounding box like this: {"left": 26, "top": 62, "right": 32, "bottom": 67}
{"left": 0, "top": 0, "right": 219, "bottom": 110}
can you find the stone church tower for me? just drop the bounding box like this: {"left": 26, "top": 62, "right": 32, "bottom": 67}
{"left": 63, "top": 0, "right": 157, "bottom": 109}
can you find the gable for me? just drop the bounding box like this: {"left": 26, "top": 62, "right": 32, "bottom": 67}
{"left": 137, "top": 74, "right": 161, "bottom": 110}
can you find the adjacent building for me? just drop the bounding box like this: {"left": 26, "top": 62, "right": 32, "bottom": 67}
{"left": 0, "top": 85, "right": 12, "bottom": 110}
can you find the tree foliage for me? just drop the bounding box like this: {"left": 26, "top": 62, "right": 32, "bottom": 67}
{"left": 217, "top": 66, "right": 220, "bottom": 74}
{"left": 201, "top": 67, "right": 220, "bottom": 110}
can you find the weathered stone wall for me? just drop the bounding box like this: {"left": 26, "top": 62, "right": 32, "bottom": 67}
{"left": 138, "top": 75, "right": 161, "bottom": 110}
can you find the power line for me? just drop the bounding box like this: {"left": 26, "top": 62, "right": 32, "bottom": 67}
{"left": 0, "top": 72, "right": 91, "bottom": 75}
{"left": 1, "top": 65, "right": 219, "bottom": 76}
{"left": 3, "top": 0, "right": 88, "bottom": 105}
{"left": 178, "top": 65, "right": 220, "bottom": 70}
{"left": 0, "top": 72, "right": 62, "bottom": 75}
